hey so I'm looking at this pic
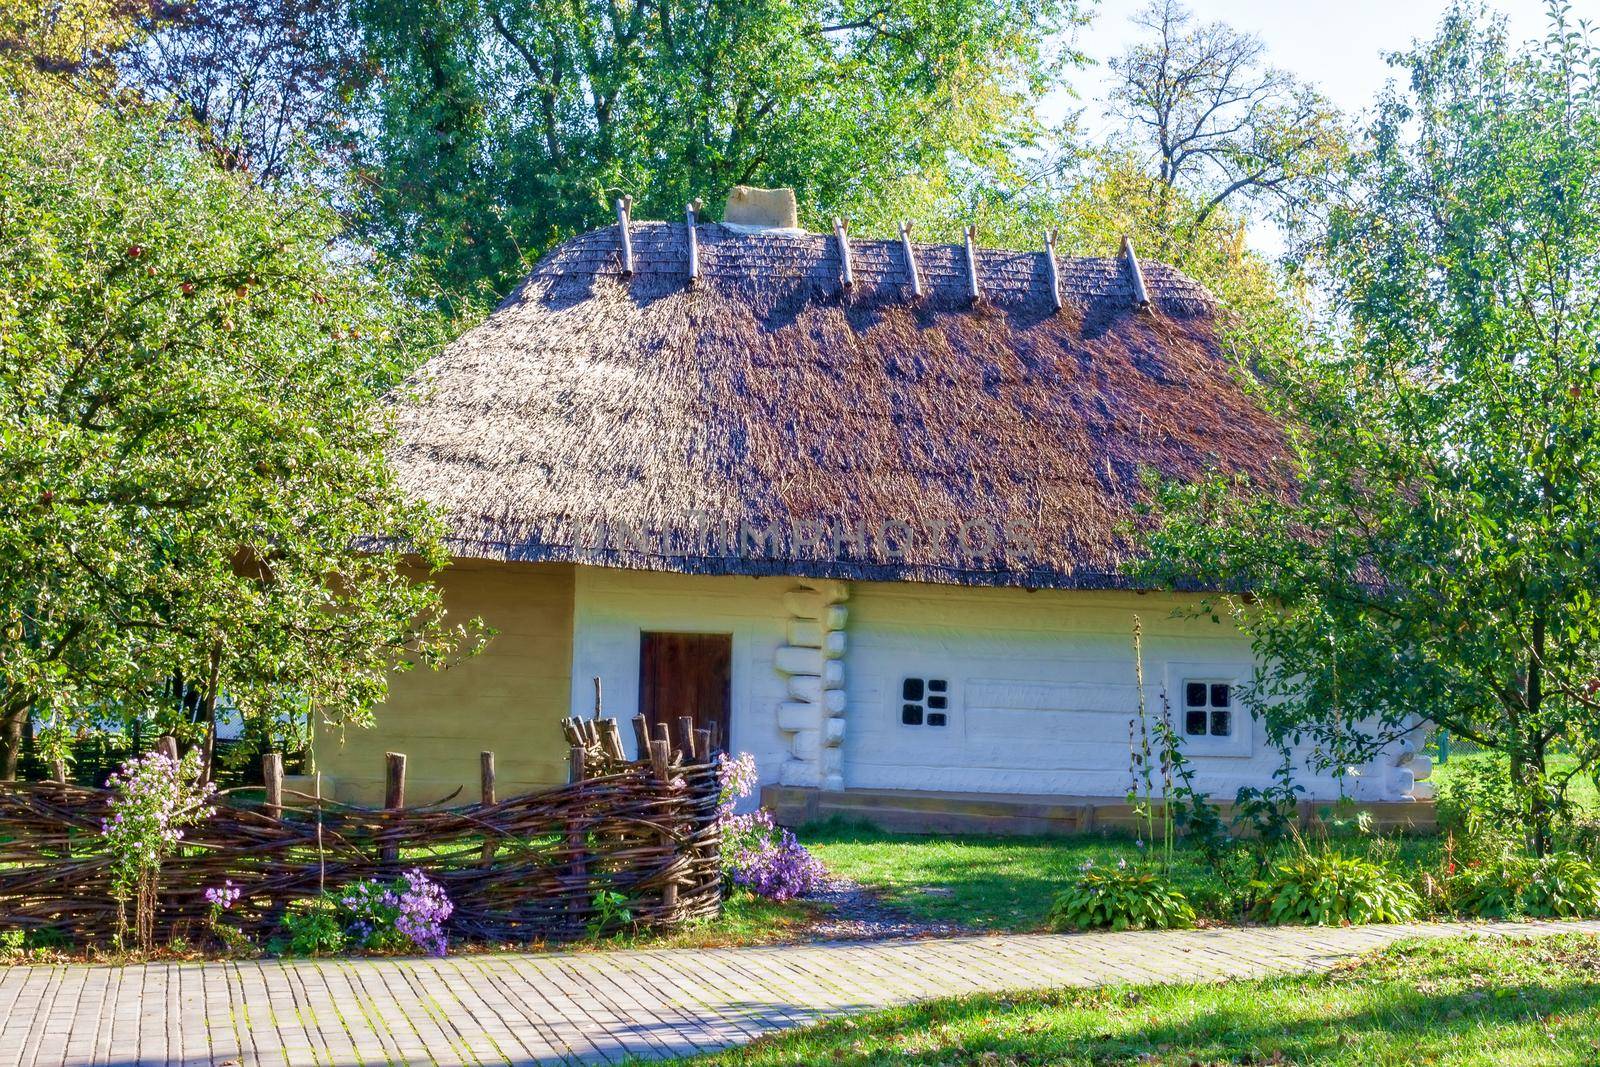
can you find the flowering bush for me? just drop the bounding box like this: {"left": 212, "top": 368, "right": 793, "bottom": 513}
{"left": 714, "top": 752, "right": 824, "bottom": 901}
{"left": 716, "top": 751, "right": 759, "bottom": 810}
{"left": 1048, "top": 858, "right": 1195, "bottom": 931}
{"left": 281, "top": 869, "right": 453, "bottom": 957}
{"left": 340, "top": 878, "right": 404, "bottom": 950}
{"left": 204, "top": 880, "right": 250, "bottom": 953}
{"left": 393, "top": 869, "right": 454, "bottom": 956}
{"left": 102, "top": 749, "right": 216, "bottom": 949}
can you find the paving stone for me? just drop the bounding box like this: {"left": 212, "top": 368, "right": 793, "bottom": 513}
{"left": 3, "top": 919, "right": 1598, "bottom": 1066}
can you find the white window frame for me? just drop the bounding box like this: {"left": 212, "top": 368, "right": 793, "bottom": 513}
{"left": 1163, "top": 662, "right": 1253, "bottom": 757}
{"left": 1180, "top": 678, "right": 1236, "bottom": 738}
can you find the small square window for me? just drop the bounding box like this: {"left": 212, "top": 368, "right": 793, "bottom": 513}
{"left": 1182, "top": 679, "right": 1237, "bottom": 738}
{"left": 901, "top": 677, "right": 951, "bottom": 728}
{"left": 1184, "top": 681, "right": 1241, "bottom": 739}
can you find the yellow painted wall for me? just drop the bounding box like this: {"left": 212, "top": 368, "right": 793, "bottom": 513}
{"left": 312, "top": 560, "right": 575, "bottom": 804}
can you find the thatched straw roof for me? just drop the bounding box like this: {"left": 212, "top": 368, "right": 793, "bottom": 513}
{"left": 391, "top": 221, "right": 1284, "bottom": 588}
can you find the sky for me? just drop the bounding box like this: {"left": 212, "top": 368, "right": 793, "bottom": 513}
{"left": 1045, "top": 0, "right": 1564, "bottom": 252}
{"left": 1055, "top": 0, "right": 1560, "bottom": 127}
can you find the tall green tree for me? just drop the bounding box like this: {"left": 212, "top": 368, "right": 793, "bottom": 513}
{"left": 0, "top": 86, "right": 479, "bottom": 779}
{"left": 1106, "top": 0, "right": 1345, "bottom": 258}
{"left": 341, "top": 0, "right": 1085, "bottom": 303}
{"left": 1139, "top": 2, "right": 1600, "bottom": 854}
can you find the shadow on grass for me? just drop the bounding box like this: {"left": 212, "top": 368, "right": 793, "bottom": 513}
{"left": 704, "top": 973, "right": 1600, "bottom": 1065}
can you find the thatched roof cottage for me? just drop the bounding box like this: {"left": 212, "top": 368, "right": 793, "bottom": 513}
{"left": 312, "top": 189, "right": 1431, "bottom": 829}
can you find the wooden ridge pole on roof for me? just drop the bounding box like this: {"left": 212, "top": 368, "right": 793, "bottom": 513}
{"left": 1121, "top": 235, "right": 1150, "bottom": 307}
{"left": 899, "top": 221, "right": 922, "bottom": 299}
{"left": 964, "top": 225, "right": 982, "bottom": 303}
{"left": 685, "top": 198, "right": 703, "bottom": 286}
{"left": 1044, "top": 228, "right": 1062, "bottom": 312}
{"left": 615, "top": 196, "right": 634, "bottom": 277}
{"left": 833, "top": 217, "right": 854, "bottom": 290}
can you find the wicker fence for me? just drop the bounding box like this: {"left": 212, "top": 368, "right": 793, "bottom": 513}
{"left": 0, "top": 715, "right": 723, "bottom": 945}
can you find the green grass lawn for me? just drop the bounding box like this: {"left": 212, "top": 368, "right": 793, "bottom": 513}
{"left": 803, "top": 819, "right": 1444, "bottom": 931}
{"left": 674, "top": 935, "right": 1600, "bottom": 1066}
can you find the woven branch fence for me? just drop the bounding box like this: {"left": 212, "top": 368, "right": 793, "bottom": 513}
{"left": 0, "top": 714, "right": 723, "bottom": 945}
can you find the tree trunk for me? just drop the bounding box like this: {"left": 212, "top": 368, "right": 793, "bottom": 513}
{"left": 0, "top": 695, "right": 29, "bottom": 781}
{"left": 198, "top": 643, "right": 222, "bottom": 785}
{"left": 1525, "top": 741, "right": 1552, "bottom": 857}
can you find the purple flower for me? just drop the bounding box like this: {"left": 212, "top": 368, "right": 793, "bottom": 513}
{"left": 394, "top": 869, "right": 452, "bottom": 956}
{"left": 205, "top": 880, "right": 241, "bottom": 911}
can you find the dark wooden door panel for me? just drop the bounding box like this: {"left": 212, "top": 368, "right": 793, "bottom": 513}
{"left": 638, "top": 632, "right": 732, "bottom": 749}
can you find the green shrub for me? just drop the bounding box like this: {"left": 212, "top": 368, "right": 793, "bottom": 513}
{"left": 1448, "top": 862, "right": 1525, "bottom": 918}
{"left": 1522, "top": 853, "right": 1600, "bottom": 917}
{"left": 1252, "top": 850, "right": 1420, "bottom": 925}
{"left": 277, "top": 897, "right": 347, "bottom": 955}
{"left": 1047, "top": 861, "right": 1195, "bottom": 932}
{"left": 1449, "top": 852, "right": 1600, "bottom": 919}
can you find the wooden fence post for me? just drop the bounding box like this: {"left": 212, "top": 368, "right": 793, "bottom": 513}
{"left": 48, "top": 758, "right": 66, "bottom": 786}
{"left": 677, "top": 716, "right": 697, "bottom": 760}
{"left": 479, "top": 750, "right": 497, "bottom": 867}
{"left": 568, "top": 744, "right": 588, "bottom": 927}
{"left": 262, "top": 752, "right": 283, "bottom": 821}
{"left": 648, "top": 738, "right": 679, "bottom": 915}
{"left": 155, "top": 735, "right": 179, "bottom": 762}
{"left": 480, "top": 751, "right": 496, "bottom": 805}
{"left": 381, "top": 751, "right": 406, "bottom": 864}
{"left": 632, "top": 715, "right": 650, "bottom": 761}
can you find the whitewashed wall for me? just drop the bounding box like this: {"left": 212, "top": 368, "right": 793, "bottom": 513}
{"left": 567, "top": 568, "right": 793, "bottom": 795}
{"left": 568, "top": 568, "right": 1415, "bottom": 802}
{"left": 843, "top": 582, "right": 1406, "bottom": 801}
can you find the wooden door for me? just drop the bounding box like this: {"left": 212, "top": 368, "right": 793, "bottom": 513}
{"left": 638, "top": 632, "right": 732, "bottom": 750}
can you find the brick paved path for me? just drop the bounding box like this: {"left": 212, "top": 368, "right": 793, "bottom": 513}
{"left": 4, "top": 919, "right": 1598, "bottom": 1066}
